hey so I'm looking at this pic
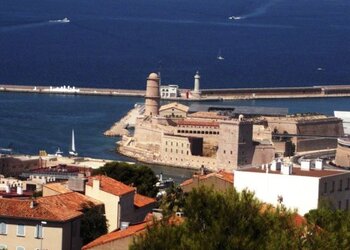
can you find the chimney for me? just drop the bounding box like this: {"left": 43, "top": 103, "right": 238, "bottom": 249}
{"left": 17, "top": 185, "right": 23, "bottom": 195}
{"left": 281, "top": 163, "right": 293, "bottom": 175}
{"left": 30, "top": 200, "right": 37, "bottom": 209}
{"left": 271, "top": 160, "right": 277, "bottom": 171}
{"left": 93, "top": 178, "right": 100, "bottom": 190}
{"left": 301, "top": 159, "right": 311, "bottom": 171}
{"left": 315, "top": 158, "right": 324, "bottom": 170}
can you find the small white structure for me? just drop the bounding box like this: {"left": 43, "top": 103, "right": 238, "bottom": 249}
{"left": 160, "top": 85, "right": 180, "bottom": 99}
{"left": 191, "top": 71, "right": 201, "bottom": 98}
{"left": 334, "top": 111, "right": 350, "bottom": 135}
{"left": 234, "top": 163, "right": 350, "bottom": 215}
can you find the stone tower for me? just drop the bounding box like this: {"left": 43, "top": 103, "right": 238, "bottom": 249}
{"left": 145, "top": 72, "right": 160, "bottom": 116}
{"left": 192, "top": 71, "right": 201, "bottom": 98}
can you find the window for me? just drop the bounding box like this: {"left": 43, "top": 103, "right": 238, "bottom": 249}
{"left": 0, "top": 222, "right": 7, "bottom": 235}
{"left": 16, "top": 247, "right": 25, "bottom": 250}
{"left": 0, "top": 245, "right": 7, "bottom": 250}
{"left": 339, "top": 180, "right": 343, "bottom": 191}
{"left": 338, "top": 201, "right": 342, "bottom": 210}
{"left": 331, "top": 181, "right": 335, "bottom": 193}
{"left": 35, "top": 224, "right": 43, "bottom": 239}
{"left": 17, "top": 224, "right": 25, "bottom": 237}
{"left": 346, "top": 200, "right": 349, "bottom": 211}
{"left": 324, "top": 182, "right": 327, "bottom": 193}
{"left": 347, "top": 178, "right": 350, "bottom": 190}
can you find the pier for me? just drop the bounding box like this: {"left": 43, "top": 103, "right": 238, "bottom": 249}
{"left": 1, "top": 84, "right": 350, "bottom": 100}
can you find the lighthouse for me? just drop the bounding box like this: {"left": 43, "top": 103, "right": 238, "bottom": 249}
{"left": 192, "top": 71, "right": 201, "bottom": 98}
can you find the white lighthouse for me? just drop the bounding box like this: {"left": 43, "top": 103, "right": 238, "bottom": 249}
{"left": 192, "top": 71, "right": 201, "bottom": 98}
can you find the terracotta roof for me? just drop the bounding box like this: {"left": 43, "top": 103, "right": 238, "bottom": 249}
{"left": 159, "top": 102, "right": 189, "bottom": 112}
{"left": 180, "top": 170, "right": 234, "bottom": 187}
{"left": 44, "top": 182, "right": 72, "bottom": 194}
{"left": 0, "top": 192, "right": 101, "bottom": 222}
{"left": 238, "top": 167, "right": 349, "bottom": 178}
{"left": 176, "top": 120, "right": 219, "bottom": 127}
{"left": 87, "top": 175, "right": 135, "bottom": 196}
{"left": 134, "top": 193, "right": 156, "bottom": 208}
{"left": 82, "top": 221, "right": 150, "bottom": 250}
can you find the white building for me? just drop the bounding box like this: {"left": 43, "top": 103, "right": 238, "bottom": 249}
{"left": 160, "top": 85, "right": 180, "bottom": 99}
{"left": 334, "top": 111, "right": 350, "bottom": 135}
{"left": 234, "top": 161, "right": 350, "bottom": 215}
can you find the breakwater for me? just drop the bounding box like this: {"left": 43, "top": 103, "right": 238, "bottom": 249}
{"left": 1, "top": 84, "right": 350, "bottom": 100}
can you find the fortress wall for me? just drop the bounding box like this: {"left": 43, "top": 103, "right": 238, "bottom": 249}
{"left": 296, "top": 119, "right": 344, "bottom": 137}
{"left": 134, "top": 123, "right": 162, "bottom": 145}
{"left": 296, "top": 138, "right": 337, "bottom": 152}
{"left": 252, "top": 145, "right": 275, "bottom": 166}
{"left": 335, "top": 144, "right": 350, "bottom": 167}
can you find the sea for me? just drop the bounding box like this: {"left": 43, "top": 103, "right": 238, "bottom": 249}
{"left": 0, "top": 0, "right": 350, "bottom": 88}
{"left": 1, "top": 0, "right": 350, "bottom": 181}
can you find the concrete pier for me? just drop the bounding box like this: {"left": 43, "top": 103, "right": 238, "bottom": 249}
{"left": 1, "top": 84, "right": 350, "bottom": 100}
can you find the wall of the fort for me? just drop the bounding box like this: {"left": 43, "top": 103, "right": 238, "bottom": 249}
{"left": 297, "top": 138, "right": 338, "bottom": 152}
{"left": 335, "top": 144, "right": 350, "bottom": 167}
{"left": 251, "top": 144, "right": 275, "bottom": 166}
{"left": 134, "top": 121, "right": 163, "bottom": 145}
{"left": 181, "top": 176, "right": 233, "bottom": 193}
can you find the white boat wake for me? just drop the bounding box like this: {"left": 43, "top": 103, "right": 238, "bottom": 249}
{"left": 229, "top": 0, "right": 281, "bottom": 20}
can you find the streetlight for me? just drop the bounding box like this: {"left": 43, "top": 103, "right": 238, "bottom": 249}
{"left": 40, "top": 221, "right": 47, "bottom": 250}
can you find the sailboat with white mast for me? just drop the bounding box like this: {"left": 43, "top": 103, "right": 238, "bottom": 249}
{"left": 69, "top": 129, "right": 78, "bottom": 156}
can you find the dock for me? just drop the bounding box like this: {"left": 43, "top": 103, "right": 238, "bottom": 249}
{"left": 1, "top": 84, "right": 350, "bottom": 100}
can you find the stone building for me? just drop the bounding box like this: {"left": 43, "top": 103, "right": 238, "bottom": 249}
{"left": 0, "top": 192, "right": 101, "bottom": 250}
{"left": 265, "top": 114, "right": 343, "bottom": 153}
{"left": 85, "top": 175, "right": 156, "bottom": 232}
{"left": 159, "top": 102, "right": 189, "bottom": 118}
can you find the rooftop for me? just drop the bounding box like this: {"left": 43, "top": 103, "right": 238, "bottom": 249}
{"left": 176, "top": 119, "right": 219, "bottom": 127}
{"left": 87, "top": 175, "right": 135, "bottom": 196}
{"left": 134, "top": 193, "right": 157, "bottom": 207}
{"left": 0, "top": 192, "right": 101, "bottom": 222}
{"left": 159, "top": 102, "right": 189, "bottom": 113}
{"left": 237, "top": 166, "right": 349, "bottom": 178}
{"left": 181, "top": 170, "right": 234, "bottom": 187}
{"left": 82, "top": 221, "right": 150, "bottom": 250}
{"left": 44, "top": 182, "right": 72, "bottom": 194}
{"left": 189, "top": 104, "right": 288, "bottom": 116}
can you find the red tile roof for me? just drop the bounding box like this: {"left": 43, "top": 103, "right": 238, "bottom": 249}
{"left": 134, "top": 193, "right": 156, "bottom": 208}
{"left": 87, "top": 175, "right": 135, "bottom": 196}
{"left": 82, "top": 221, "right": 150, "bottom": 250}
{"left": 180, "top": 170, "right": 234, "bottom": 187}
{"left": 0, "top": 192, "right": 101, "bottom": 222}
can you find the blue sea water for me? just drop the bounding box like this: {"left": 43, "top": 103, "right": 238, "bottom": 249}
{"left": 1, "top": 0, "right": 350, "bottom": 89}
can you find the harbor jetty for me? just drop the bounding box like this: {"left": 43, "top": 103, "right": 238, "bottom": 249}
{"left": 1, "top": 83, "right": 350, "bottom": 100}
{"left": 104, "top": 103, "right": 144, "bottom": 137}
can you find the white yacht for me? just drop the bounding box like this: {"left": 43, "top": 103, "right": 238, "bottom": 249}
{"left": 49, "top": 17, "right": 70, "bottom": 23}
{"left": 217, "top": 49, "right": 224, "bottom": 60}
{"left": 69, "top": 129, "right": 78, "bottom": 157}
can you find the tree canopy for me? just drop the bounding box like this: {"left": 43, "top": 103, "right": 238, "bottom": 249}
{"left": 131, "top": 187, "right": 308, "bottom": 250}
{"left": 93, "top": 161, "right": 159, "bottom": 197}
{"left": 80, "top": 202, "right": 108, "bottom": 245}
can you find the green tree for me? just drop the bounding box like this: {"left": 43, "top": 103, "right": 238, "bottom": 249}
{"left": 93, "top": 161, "right": 158, "bottom": 197}
{"left": 131, "top": 186, "right": 305, "bottom": 250}
{"left": 80, "top": 202, "right": 108, "bottom": 245}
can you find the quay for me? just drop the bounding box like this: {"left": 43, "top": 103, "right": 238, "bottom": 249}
{"left": 1, "top": 83, "right": 350, "bottom": 100}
